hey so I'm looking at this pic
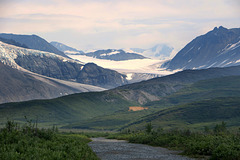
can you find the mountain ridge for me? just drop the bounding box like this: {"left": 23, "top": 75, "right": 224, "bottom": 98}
{"left": 164, "top": 26, "right": 240, "bottom": 70}
{"left": 0, "top": 33, "right": 68, "bottom": 58}
{"left": 0, "top": 41, "right": 128, "bottom": 89}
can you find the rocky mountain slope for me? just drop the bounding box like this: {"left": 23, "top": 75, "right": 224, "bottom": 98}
{"left": 0, "top": 33, "right": 68, "bottom": 58}
{"left": 164, "top": 26, "right": 240, "bottom": 70}
{"left": 0, "top": 41, "right": 128, "bottom": 89}
{"left": 0, "top": 37, "right": 29, "bottom": 49}
{"left": 0, "top": 61, "right": 105, "bottom": 104}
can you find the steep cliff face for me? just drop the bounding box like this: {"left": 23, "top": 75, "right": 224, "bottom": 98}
{"left": 77, "top": 63, "right": 127, "bottom": 88}
{"left": 15, "top": 55, "right": 83, "bottom": 80}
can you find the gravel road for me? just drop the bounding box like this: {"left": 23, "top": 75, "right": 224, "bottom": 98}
{"left": 89, "top": 137, "right": 196, "bottom": 160}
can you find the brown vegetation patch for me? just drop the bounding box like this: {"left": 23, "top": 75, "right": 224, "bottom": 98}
{"left": 128, "top": 106, "right": 148, "bottom": 111}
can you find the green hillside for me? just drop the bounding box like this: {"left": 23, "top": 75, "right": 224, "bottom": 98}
{"left": 65, "top": 76, "right": 240, "bottom": 130}
{"left": 145, "top": 75, "right": 240, "bottom": 108}
{"left": 1, "top": 69, "right": 240, "bottom": 130}
{"left": 125, "top": 97, "right": 240, "bottom": 130}
{"left": 0, "top": 91, "right": 137, "bottom": 127}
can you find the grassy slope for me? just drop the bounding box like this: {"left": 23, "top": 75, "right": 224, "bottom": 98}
{"left": 0, "top": 91, "right": 137, "bottom": 127}
{"left": 145, "top": 75, "right": 240, "bottom": 108}
{"left": 1, "top": 73, "right": 240, "bottom": 130}
{"left": 114, "top": 65, "right": 240, "bottom": 104}
{"left": 124, "top": 76, "right": 240, "bottom": 130}
{"left": 126, "top": 97, "right": 240, "bottom": 130}
{"left": 66, "top": 76, "right": 240, "bottom": 130}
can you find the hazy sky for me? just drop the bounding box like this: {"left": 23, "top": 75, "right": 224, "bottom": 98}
{"left": 0, "top": 0, "right": 239, "bottom": 52}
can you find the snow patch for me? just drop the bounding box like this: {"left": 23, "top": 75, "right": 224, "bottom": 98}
{"left": 224, "top": 61, "right": 233, "bottom": 66}
{"left": 126, "top": 73, "right": 133, "bottom": 80}
{"left": 235, "top": 59, "right": 240, "bottom": 63}
{"left": 64, "top": 50, "right": 80, "bottom": 55}
{"left": 207, "top": 62, "right": 217, "bottom": 68}
{"left": 183, "top": 46, "right": 194, "bottom": 56}
{"left": 193, "top": 65, "right": 206, "bottom": 69}
{"left": 219, "top": 59, "right": 229, "bottom": 65}
{"left": 227, "top": 40, "right": 240, "bottom": 50}
{"left": 123, "top": 48, "right": 141, "bottom": 54}
{"left": 100, "top": 51, "right": 120, "bottom": 57}
{"left": 121, "top": 75, "right": 125, "bottom": 82}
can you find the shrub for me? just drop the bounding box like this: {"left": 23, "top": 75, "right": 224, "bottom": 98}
{"left": 0, "top": 120, "right": 99, "bottom": 160}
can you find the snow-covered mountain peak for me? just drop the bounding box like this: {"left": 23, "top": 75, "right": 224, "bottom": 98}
{"left": 129, "top": 44, "right": 174, "bottom": 60}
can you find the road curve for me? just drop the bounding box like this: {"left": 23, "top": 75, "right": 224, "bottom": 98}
{"left": 89, "top": 137, "right": 195, "bottom": 160}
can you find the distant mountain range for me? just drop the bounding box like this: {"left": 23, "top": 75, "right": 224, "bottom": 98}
{"left": 130, "top": 44, "right": 174, "bottom": 60}
{"left": 51, "top": 41, "right": 174, "bottom": 61}
{"left": 51, "top": 41, "right": 147, "bottom": 61}
{"left": 164, "top": 26, "right": 240, "bottom": 70}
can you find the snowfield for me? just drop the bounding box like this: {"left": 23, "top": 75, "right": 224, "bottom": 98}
{"left": 68, "top": 54, "right": 177, "bottom": 76}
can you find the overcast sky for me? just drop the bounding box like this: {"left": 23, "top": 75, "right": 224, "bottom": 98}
{"left": 0, "top": 0, "right": 239, "bottom": 52}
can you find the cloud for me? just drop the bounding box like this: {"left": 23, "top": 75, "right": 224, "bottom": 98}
{"left": 0, "top": 0, "right": 239, "bottom": 52}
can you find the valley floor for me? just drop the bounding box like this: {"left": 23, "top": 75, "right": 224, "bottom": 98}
{"left": 89, "top": 137, "right": 195, "bottom": 160}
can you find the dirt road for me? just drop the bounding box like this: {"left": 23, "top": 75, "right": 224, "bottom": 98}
{"left": 89, "top": 137, "right": 195, "bottom": 160}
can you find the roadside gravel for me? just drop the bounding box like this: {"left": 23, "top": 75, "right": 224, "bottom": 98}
{"left": 89, "top": 137, "right": 196, "bottom": 160}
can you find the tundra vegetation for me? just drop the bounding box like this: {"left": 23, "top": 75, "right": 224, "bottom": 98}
{"left": 0, "top": 119, "right": 99, "bottom": 160}
{"left": 108, "top": 122, "right": 240, "bottom": 160}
